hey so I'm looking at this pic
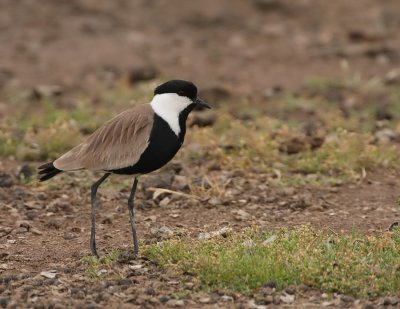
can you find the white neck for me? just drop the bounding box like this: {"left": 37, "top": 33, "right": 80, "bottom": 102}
{"left": 150, "top": 93, "right": 192, "bottom": 136}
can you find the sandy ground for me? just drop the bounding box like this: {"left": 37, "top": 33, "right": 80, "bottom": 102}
{"left": 1, "top": 1, "right": 400, "bottom": 308}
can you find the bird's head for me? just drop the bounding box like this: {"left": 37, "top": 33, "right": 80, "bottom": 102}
{"left": 151, "top": 80, "right": 211, "bottom": 116}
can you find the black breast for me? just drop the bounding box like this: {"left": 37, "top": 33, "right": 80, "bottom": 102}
{"left": 110, "top": 114, "right": 185, "bottom": 175}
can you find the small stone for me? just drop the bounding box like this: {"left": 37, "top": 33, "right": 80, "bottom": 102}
{"left": 159, "top": 197, "right": 171, "bottom": 207}
{"left": 46, "top": 218, "right": 61, "bottom": 229}
{"left": 254, "top": 0, "right": 282, "bottom": 11}
{"left": 340, "top": 295, "right": 354, "bottom": 303}
{"left": 198, "top": 297, "right": 211, "bottom": 304}
{"left": 190, "top": 110, "right": 217, "bottom": 127}
{"left": 285, "top": 287, "right": 295, "bottom": 295}
{"left": 17, "top": 164, "right": 33, "bottom": 180}
{"left": 40, "top": 270, "right": 57, "bottom": 279}
{"left": 280, "top": 293, "right": 295, "bottom": 304}
{"left": 151, "top": 226, "right": 176, "bottom": 240}
{"left": 389, "top": 296, "right": 399, "bottom": 305}
{"left": 0, "top": 172, "right": 14, "bottom": 187}
{"left": 31, "top": 85, "right": 62, "bottom": 100}
{"left": 200, "top": 84, "right": 231, "bottom": 103}
{"left": 0, "top": 68, "right": 14, "bottom": 88}
{"left": 198, "top": 227, "right": 231, "bottom": 240}
{"left": 376, "top": 105, "right": 394, "bottom": 121}
{"left": 362, "top": 304, "right": 375, "bottom": 309}
{"left": 262, "top": 235, "right": 277, "bottom": 245}
{"left": 128, "top": 66, "right": 158, "bottom": 85}
{"left": 172, "top": 175, "right": 190, "bottom": 191}
{"left": 208, "top": 197, "right": 222, "bottom": 206}
{"left": 129, "top": 264, "right": 143, "bottom": 270}
{"left": 264, "top": 281, "right": 277, "bottom": 289}
{"left": 0, "top": 298, "right": 8, "bottom": 308}
{"left": 63, "top": 231, "right": 78, "bottom": 240}
{"left": 144, "top": 287, "right": 155, "bottom": 295}
{"left": 220, "top": 295, "right": 234, "bottom": 302}
{"left": 97, "top": 269, "right": 107, "bottom": 276}
{"left": 262, "top": 287, "right": 274, "bottom": 295}
{"left": 31, "top": 228, "right": 43, "bottom": 235}
{"left": 384, "top": 70, "right": 400, "bottom": 85}
{"left": 279, "top": 136, "right": 308, "bottom": 154}
{"left": 247, "top": 299, "right": 267, "bottom": 309}
{"left": 101, "top": 214, "right": 113, "bottom": 224}
{"left": 149, "top": 297, "right": 160, "bottom": 304}
{"left": 159, "top": 295, "right": 170, "bottom": 303}
{"left": 166, "top": 299, "right": 184, "bottom": 307}
{"left": 242, "top": 239, "right": 256, "bottom": 247}
{"left": 374, "top": 129, "right": 396, "bottom": 143}
{"left": 234, "top": 209, "right": 251, "bottom": 221}
{"left": 265, "top": 295, "right": 273, "bottom": 304}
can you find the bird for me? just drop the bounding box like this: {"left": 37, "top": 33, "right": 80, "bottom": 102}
{"left": 38, "top": 79, "right": 211, "bottom": 258}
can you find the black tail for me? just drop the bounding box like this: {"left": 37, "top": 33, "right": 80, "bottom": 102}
{"left": 38, "top": 161, "right": 62, "bottom": 181}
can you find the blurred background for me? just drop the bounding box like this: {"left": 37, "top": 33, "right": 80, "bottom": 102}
{"left": 0, "top": 0, "right": 399, "bottom": 94}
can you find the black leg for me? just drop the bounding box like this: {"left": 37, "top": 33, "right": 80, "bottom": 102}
{"left": 90, "top": 173, "right": 110, "bottom": 258}
{"left": 128, "top": 177, "right": 139, "bottom": 256}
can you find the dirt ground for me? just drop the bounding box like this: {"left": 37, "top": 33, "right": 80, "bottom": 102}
{"left": 1, "top": 1, "right": 400, "bottom": 308}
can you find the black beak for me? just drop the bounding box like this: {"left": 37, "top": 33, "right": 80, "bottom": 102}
{"left": 194, "top": 97, "right": 211, "bottom": 109}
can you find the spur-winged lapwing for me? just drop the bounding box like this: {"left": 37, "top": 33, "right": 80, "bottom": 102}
{"left": 38, "top": 80, "right": 211, "bottom": 257}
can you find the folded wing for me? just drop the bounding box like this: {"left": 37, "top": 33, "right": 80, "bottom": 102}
{"left": 53, "top": 104, "right": 154, "bottom": 171}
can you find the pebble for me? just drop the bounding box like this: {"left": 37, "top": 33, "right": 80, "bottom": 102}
{"left": 63, "top": 231, "right": 78, "bottom": 240}
{"left": 264, "top": 281, "right": 277, "bottom": 289}
{"left": 374, "top": 129, "right": 396, "bottom": 143}
{"left": 198, "top": 297, "right": 211, "bottom": 304}
{"left": 172, "top": 175, "right": 190, "bottom": 191}
{"left": 234, "top": 209, "right": 251, "bottom": 221}
{"left": 159, "top": 197, "right": 171, "bottom": 207}
{"left": 128, "top": 66, "right": 158, "bottom": 85}
{"left": 0, "top": 172, "right": 14, "bottom": 187}
{"left": 198, "top": 227, "right": 231, "bottom": 240}
{"left": 247, "top": 299, "right": 267, "bottom": 309}
{"left": 220, "top": 295, "right": 234, "bottom": 302}
{"left": 242, "top": 239, "right": 256, "bottom": 247}
{"left": 159, "top": 295, "right": 170, "bottom": 303}
{"left": 340, "top": 295, "right": 354, "bottom": 303}
{"left": 40, "top": 270, "right": 57, "bottom": 279}
{"left": 262, "top": 235, "right": 277, "bottom": 245}
{"left": 265, "top": 295, "right": 273, "bottom": 304}
{"left": 200, "top": 84, "right": 231, "bottom": 103}
{"left": 280, "top": 293, "right": 295, "bottom": 304}
{"left": 166, "top": 299, "right": 184, "bottom": 307}
{"left": 208, "top": 197, "right": 222, "bottom": 206}
{"left": 31, "top": 84, "right": 62, "bottom": 100}
{"left": 184, "top": 282, "right": 194, "bottom": 289}
{"left": 151, "top": 226, "right": 176, "bottom": 240}
{"left": 190, "top": 110, "right": 217, "bottom": 127}
{"left": 129, "top": 264, "right": 143, "bottom": 270}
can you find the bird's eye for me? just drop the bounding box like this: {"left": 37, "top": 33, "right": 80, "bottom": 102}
{"left": 178, "top": 91, "right": 185, "bottom": 96}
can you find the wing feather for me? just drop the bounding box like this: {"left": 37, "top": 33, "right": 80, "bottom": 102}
{"left": 53, "top": 104, "right": 154, "bottom": 171}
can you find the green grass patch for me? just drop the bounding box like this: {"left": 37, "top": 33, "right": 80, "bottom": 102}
{"left": 144, "top": 226, "right": 400, "bottom": 297}
{"left": 81, "top": 249, "right": 121, "bottom": 278}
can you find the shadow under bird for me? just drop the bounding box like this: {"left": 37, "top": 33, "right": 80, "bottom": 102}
{"left": 38, "top": 79, "right": 211, "bottom": 258}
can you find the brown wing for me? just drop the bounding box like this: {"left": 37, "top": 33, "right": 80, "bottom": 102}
{"left": 53, "top": 104, "right": 154, "bottom": 171}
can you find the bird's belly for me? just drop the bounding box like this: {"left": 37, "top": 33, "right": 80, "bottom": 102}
{"left": 112, "top": 143, "right": 181, "bottom": 175}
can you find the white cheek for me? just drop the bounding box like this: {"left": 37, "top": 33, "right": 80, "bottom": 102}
{"left": 150, "top": 93, "right": 192, "bottom": 136}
